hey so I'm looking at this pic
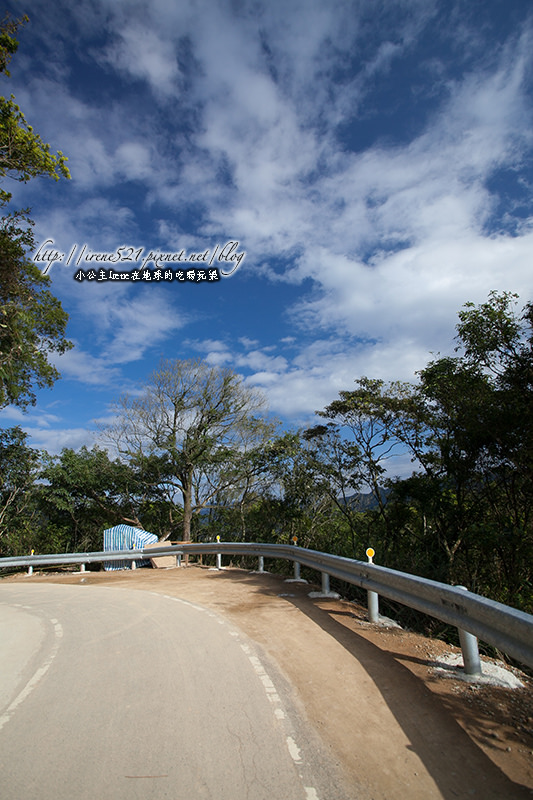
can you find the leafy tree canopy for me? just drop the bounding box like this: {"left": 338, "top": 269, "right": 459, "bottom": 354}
{"left": 0, "top": 209, "right": 72, "bottom": 408}
{"left": 0, "top": 13, "right": 27, "bottom": 76}
{"left": 0, "top": 13, "right": 70, "bottom": 206}
{"left": 0, "top": 14, "right": 72, "bottom": 409}
{"left": 0, "top": 425, "right": 40, "bottom": 552}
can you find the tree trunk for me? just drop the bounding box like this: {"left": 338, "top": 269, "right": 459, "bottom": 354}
{"left": 182, "top": 478, "right": 193, "bottom": 542}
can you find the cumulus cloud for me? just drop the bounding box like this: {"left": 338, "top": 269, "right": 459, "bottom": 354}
{"left": 51, "top": 346, "right": 123, "bottom": 386}
{"left": 23, "top": 426, "right": 99, "bottom": 455}
{"left": 116, "top": 27, "right": 179, "bottom": 93}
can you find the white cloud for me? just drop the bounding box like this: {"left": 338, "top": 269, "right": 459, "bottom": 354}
{"left": 24, "top": 426, "right": 99, "bottom": 455}
{"left": 187, "top": 339, "right": 233, "bottom": 366}
{"left": 33, "top": 198, "right": 138, "bottom": 265}
{"left": 0, "top": 407, "right": 33, "bottom": 425}
{"left": 238, "top": 336, "right": 260, "bottom": 348}
{"left": 43, "top": 280, "right": 192, "bottom": 378}
{"left": 0, "top": 406, "right": 92, "bottom": 454}
{"left": 288, "top": 229, "right": 533, "bottom": 352}
{"left": 235, "top": 350, "right": 289, "bottom": 373}
{"left": 100, "top": 24, "right": 181, "bottom": 98}
{"left": 51, "top": 346, "right": 123, "bottom": 386}
{"left": 115, "top": 142, "right": 154, "bottom": 181}
{"left": 5, "top": 0, "right": 533, "bottom": 440}
{"left": 88, "top": 293, "right": 192, "bottom": 365}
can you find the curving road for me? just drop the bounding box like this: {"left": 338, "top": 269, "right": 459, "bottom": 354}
{"left": 0, "top": 584, "right": 348, "bottom": 800}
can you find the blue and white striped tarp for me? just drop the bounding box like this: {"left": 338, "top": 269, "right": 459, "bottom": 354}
{"left": 103, "top": 524, "right": 158, "bottom": 571}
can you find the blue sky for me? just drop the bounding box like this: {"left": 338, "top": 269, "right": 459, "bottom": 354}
{"left": 2, "top": 0, "right": 532, "bottom": 472}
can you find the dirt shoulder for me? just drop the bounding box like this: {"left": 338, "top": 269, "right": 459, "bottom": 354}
{"left": 3, "top": 564, "right": 533, "bottom": 799}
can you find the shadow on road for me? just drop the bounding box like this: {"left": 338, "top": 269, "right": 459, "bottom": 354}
{"left": 214, "top": 568, "right": 532, "bottom": 800}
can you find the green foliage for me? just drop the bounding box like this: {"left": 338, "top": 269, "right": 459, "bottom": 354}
{"left": 0, "top": 14, "right": 72, "bottom": 410}
{"left": 0, "top": 13, "right": 27, "bottom": 76}
{"left": 0, "top": 436, "right": 186, "bottom": 557}
{"left": 38, "top": 446, "right": 183, "bottom": 551}
{"left": 296, "top": 292, "right": 533, "bottom": 613}
{"left": 0, "top": 95, "right": 70, "bottom": 206}
{"left": 0, "top": 210, "right": 72, "bottom": 408}
{"left": 0, "top": 14, "right": 70, "bottom": 206}
{"left": 456, "top": 290, "right": 523, "bottom": 374}
{"left": 0, "top": 425, "right": 40, "bottom": 556}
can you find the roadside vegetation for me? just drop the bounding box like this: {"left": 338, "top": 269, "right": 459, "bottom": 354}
{"left": 1, "top": 293, "right": 532, "bottom": 619}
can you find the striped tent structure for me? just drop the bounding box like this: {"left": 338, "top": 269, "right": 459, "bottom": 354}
{"left": 103, "top": 524, "right": 158, "bottom": 571}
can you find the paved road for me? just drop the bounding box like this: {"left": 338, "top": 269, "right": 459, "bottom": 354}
{"left": 0, "top": 584, "right": 347, "bottom": 800}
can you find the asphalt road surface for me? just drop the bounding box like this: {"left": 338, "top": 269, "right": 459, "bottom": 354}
{"left": 0, "top": 583, "right": 351, "bottom": 800}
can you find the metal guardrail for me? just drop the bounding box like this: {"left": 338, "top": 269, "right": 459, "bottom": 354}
{"left": 1, "top": 541, "right": 533, "bottom": 675}
{"left": 0, "top": 549, "right": 144, "bottom": 569}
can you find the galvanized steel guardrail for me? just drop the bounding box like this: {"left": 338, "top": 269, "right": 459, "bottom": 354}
{"left": 1, "top": 541, "right": 532, "bottom": 675}
{"left": 0, "top": 549, "right": 145, "bottom": 569}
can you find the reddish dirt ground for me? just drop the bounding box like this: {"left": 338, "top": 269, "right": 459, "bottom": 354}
{"left": 3, "top": 563, "right": 533, "bottom": 799}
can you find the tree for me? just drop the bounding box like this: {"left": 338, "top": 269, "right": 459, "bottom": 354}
{"left": 307, "top": 378, "right": 419, "bottom": 548}
{"left": 198, "top": 422, "right": 281, "bottom": 542}
{"left": 302, "top": 423, "right": 363, "bottom": 554}
{"left": 310, "top": 293, "right": 533, "bottom": 608}
{"left": 0, "top": 425, "right": 40, "bottom": 555}
{"left": 38, "top": 445, "right": 178, "bottom": 552}
{"left": 452, "top": 292, "right": 533, "bottom": 605}
{"left": 0, "top": 210, "right": 72, "bottom": 408}
{"left": 0, "top": 14, "right": 70, "bottom": 206}
{"left": 0, "top": 14, "right": 72, "bottom": 409}
{"left": 407, "top": 293, "right": 533, "bottom": 596}
{"left": 0, "top": 13, "right": 23, "bottom": 76}
{"left": 259, "top": 432, "right": 336, "bottom": 546}
{"left": 103, "top": 358, "right": 273, "bottom": 541}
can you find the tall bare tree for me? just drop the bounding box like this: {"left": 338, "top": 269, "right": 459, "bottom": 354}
{"left": 103, "top": 358, "right": 275, "bottom": 541}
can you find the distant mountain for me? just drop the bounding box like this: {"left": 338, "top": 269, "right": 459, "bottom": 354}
{"left": 343, "top": 487, "right": 390, "bottom": 511}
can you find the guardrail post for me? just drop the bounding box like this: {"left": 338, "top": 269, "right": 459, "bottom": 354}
{"left": 367, "top": 589, "right": 379, "bottom": 623}
{"left": 308, "top": 570, "right": 340, "bottom": 599}
{"left": 27, "top": 549, "right": 34, "bottom": 576}
{"left": 366, "top": 548, "right": 379, "bottom": 623}
{"left": 285, "top": 537, "right": 307, "bottom": 583}
{"left": 292, "top": 536, "right": 301, "bottom": 579}
{"left": 456, "top": 586, "right": 482, "bottom": 676}
{"left": 258, "top": 555, "right": 265, "bottom": 573}
{"left": 80, "top": 563, "right": 86, "bottom": 572}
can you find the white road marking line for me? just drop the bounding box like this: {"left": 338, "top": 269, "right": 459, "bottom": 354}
{"left": 239, "top": 633, "right": 322, "bottom": 795}
{"left": 286, "top": 736, "right": 302, "bottom": 763}
{"left": 0, "top": 619, "right": 63, "bottom": 732}
{"left": 156, "top": 591, "right": 322, "bottom": 799}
